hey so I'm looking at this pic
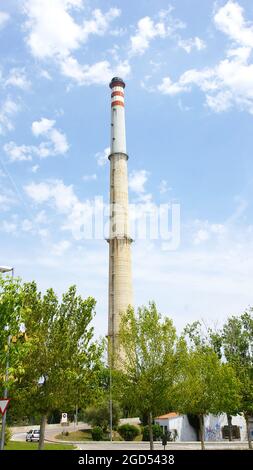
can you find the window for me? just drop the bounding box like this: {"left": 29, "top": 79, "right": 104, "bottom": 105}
{"left": 221, "top": 425, "right": 241, "bottom": 439}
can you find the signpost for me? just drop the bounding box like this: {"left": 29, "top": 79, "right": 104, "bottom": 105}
{"left": 61, "top": 412, "right": 68, "bottom": 437}
{"left": 162, "top": 433, "right": 168, "bottom": 450}
{"left": 0, "top": 399, "right": 10, "bottom": 417}
{"left": 0, "top": 399, "right": 10, "bottom": 451}
{"left": 61, "top": 412, "right": 68, "bottom": 424}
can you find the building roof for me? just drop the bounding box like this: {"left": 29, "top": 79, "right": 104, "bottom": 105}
{"left": 156, "top": 412, "right": 180, "bottom": 420}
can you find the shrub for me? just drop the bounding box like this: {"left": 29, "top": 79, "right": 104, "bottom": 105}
{"left": 84, "top": 401, "right": 120, "bottom": 432}
{"left": 91, "top": 426, "right": 103, "bottom": 441}
{"left": 142, "top": 424, "right": 163, "bottom": 441}
{"left": 0, "top": 425, "right": 12, "bottom": 446}
{"left": 118, "top": 424, "right": 140, "bottom": 441}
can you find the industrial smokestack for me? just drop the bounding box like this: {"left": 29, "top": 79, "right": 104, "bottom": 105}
{"left": 107, "top": 77, "right": 133, "bottom": 364}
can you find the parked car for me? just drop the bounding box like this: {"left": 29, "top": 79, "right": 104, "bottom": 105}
{"left": 26, "top": 429, "right": 40, "bottom": 442}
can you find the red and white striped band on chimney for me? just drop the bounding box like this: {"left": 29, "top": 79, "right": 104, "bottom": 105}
{"left": 110, "top": 77, "right": 125, "bottom": 108}
{"left": 111, "top": 88, "right": 124, "bottom": 107}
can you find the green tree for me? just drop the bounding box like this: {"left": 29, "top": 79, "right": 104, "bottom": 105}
{"left": 220, "top": 310, "right": 253, "bottom": 449}
{"left": 117, "top": 302, "right": 177, "bottom": 450}
{"left": 84, "top": 400, "right": 121, "bottom": 432}
{"left": 172, "top": 341, "right": 241, "bottom": 450}
{"left": 14, "top": 282, "right": 104, "bottom": 450}
{"left": 0, "top": 276, "right": 30, "bottom": 395}
{"left": 184, "top": 320, "right": 241, "bottom": 441}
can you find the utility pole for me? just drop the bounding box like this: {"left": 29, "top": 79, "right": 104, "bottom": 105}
{"left": 109, "top": 365, "right": 113, "bottom": 442}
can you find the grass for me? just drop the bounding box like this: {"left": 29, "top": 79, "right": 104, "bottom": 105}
{"left": 5, "top": 441, "right": 76, "bottom": 450}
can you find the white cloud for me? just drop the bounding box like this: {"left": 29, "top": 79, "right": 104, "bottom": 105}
{"left": 0, "top": 190, "right": 16, "bottom": 210}
{"left": 0, "top": 98, "right": 19, "bottom": 134}
{"left": 4, "top": 68, "right": 31, "bottom": 90}
{"left": 206, "top": 91, "right": 233, "bottom": 113}
{"left": 3, "top": 142, "right": 33, "bottom": 162}
{"left": 130, "top": 9, "right": 184, "bottom": 56}
{"left": 0, "top": 11, "right": 9, "bottom": 29}
{"left": 129, "top": 170, "right": 149, "bottom": 194}
{"left": 1, "top": 220, "right": 17, "bottom": 234}
{"left": 159, "top": 179, "right": 172, "bottom": 194}
{"left": 51, "top": 239, "right": 71, "bottom": 256}
{"left": 32, "top": 117, "right": 69, "bottom": 156}
{"left": 23, "top": 0, "right": 85, "bottom": 59}
{"left": 214, "top": 0, "right": 253, "bottom": 48}
{"left": 95, "top": 147, "right": 110, "bottom": 166}
{"left": 23, "top": 1, "right": 120, "bottom": 59}
{"left": 130, "top": 16, "right": 167, "bottom": 56}
{"left": 24, "top": 179, "right": 93, "bottom": 240}
{"left": 158, "top": 57, "right": 253, "bottom": 112}
{"left": 157, "top": 2, "right": 253, "bottom": 114}
{"left": 61, "top": 57, "right": 130, "bottom": 86}
{"left": 157, "top": 76, "right": 189, "bottom": 96}
{"left": 40, "top": 69, "right": 52, "bottom": 80}
{"left": 35, "top": 210, "right": 48, "bottom": 224}
{"left": 132, "top": 231, "right": 253, "bottom": 333}
{"left": 192, "top": 220, "right": 226, "bottom": 245}
{"left": 48, "top": 127, "right": 69, "bottom": 154}
{"left": 23, "top": 1, "right": 122, "bottom": 85}
{"left": 178, "top": 36, "right": 206, "bottom": 53}
{"left": 32, "top": 117, "right": 55, "bottom": 136}
{"left": 24, "top": 179, "right": 77, "bottom": 211}
{"left": 4, "top": 118, "right": 69, "bottom": 162}
{"left": 81, "top": 7, "right": 121, "bottom": 41}
{"left": 82, "top": 173, "right": 97, "bottom": 181}
{"left": 31, "top": 164, "right": 39, "bottom": 173}
{"left": 193, "top": 229, "right": 210, "bottom": 245}
{"left": 21, "top": 219, "right": 33, "bottom": 232}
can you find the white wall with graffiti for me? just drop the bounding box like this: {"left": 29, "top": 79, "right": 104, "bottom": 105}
{"left": 204, "top": 414, "right": 248, "bottom": 441}
{"left": 155, "top": 412, "right": 250, "bottom": 441}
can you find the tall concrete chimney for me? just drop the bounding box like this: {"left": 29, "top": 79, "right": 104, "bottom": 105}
{"left": 107, "top": 77, "right": 133, "bottom": 362}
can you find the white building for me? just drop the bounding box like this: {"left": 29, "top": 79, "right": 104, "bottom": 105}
{"left": 155, "top": 412, "right": 250, "bottom": 441}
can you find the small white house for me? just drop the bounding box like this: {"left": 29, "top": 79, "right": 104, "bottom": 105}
{"left": 155, "top": 413, "right": 197, "bottom": 441}
{"left": 155, "top": 412, "right": 250, "bottom": 441}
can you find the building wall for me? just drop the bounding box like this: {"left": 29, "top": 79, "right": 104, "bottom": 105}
{"left": 204, "top": 414, "right": 247, "bottom": 441}
{"left": 155, "top": 416, "right": 197, "bottom": 441}
{"left": 155, "top": 414, "right": 248, "bottom": 441}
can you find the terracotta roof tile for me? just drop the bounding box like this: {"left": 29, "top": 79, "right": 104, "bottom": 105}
{"left": 155, "top": 412, "right": 179, "bottom": 420}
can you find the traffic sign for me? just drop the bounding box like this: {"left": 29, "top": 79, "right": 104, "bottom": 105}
{"left": 61, "top": 412, "right": 68, "bottom": 423}
{"left": 0, "top": 399, "right": 10, "bottom": 416}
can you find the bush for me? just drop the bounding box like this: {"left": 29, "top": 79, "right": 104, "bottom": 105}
{"left": 91, "top": 426, "right": 103, "bottom": 441}
{"left": 84, "top": 401, "right": 120, "bottom": 432}
{"left": 0, "top": 425, "right": 12, "bottom": 446}
{"left": 118, "top": 424, "right": 140, "bottom": 441}
{"left": 142, "top": 424, "right": 163, "bottom": 441}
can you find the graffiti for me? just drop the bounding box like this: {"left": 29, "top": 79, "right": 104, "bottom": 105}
{"left": 205, "top": 423, "right": 221, "bottom": 441}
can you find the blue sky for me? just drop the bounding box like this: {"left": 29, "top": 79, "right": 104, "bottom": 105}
{"left": 1, "top": 0, "right": 253, "bottom": 337}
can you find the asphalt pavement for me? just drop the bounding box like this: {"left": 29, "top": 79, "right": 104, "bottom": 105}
{"left": 10, "top": 424, "right": 250, "bottom": 450}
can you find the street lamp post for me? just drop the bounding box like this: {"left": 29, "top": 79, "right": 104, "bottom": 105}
{"left": 0, "top": 266, "right": 14, "bottom": 451}
{"left": 107, "top": 336, "right": 113, "bottom": 442}
{"left": 109, "top": 365, "right": 113, "bottom": 442}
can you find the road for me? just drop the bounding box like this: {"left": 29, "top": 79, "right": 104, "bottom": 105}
{"left": 75, "top": 441, "right": 249, "bottom": 450}
{"left": 11, "top": 423, "right": 89, "bottom": 443}
{"left": 11, "top": 424, "right": 249, "bottom": 450}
